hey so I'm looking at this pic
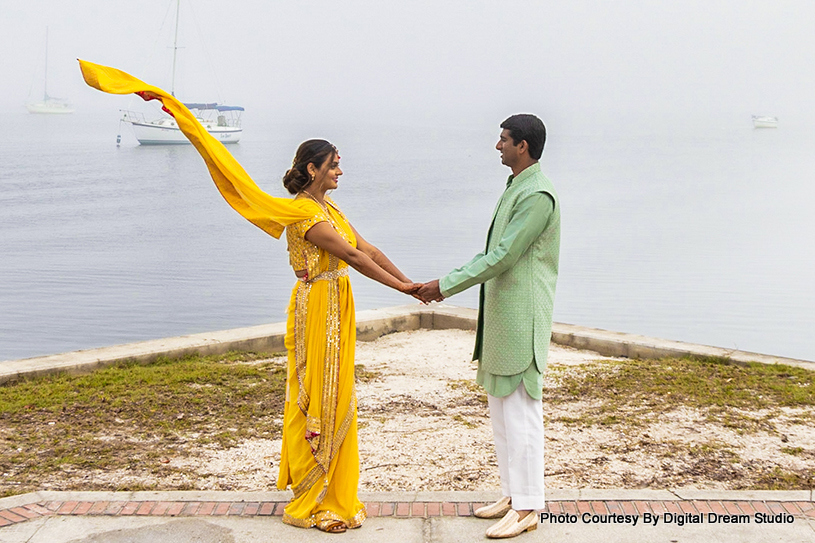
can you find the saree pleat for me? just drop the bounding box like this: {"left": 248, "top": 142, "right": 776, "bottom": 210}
{"left": 78, "top": 60, "right": 366, "bottom": 528}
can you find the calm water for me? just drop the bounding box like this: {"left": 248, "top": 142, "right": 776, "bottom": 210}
{"left": 1, "top": 111, "right": 813, "bottom": 362}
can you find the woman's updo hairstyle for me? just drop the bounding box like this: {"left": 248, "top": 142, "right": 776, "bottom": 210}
{"left": 283, "top": 139, "right": 338, "bottom": 195}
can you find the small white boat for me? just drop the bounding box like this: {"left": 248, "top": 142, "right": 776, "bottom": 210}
{"left": 752, "top": 115, "right": 778, "bottom": 128}
{"left": 26, "top": 99, "right": 75, "bottom": 115}
{"left": 26, "top": 28, "right": 74, "bottom": 115}
{"left": 121, "top": 104, "right": 243, "bottom": 145}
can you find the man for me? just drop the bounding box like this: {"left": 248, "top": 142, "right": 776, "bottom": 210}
{"left": 418, "top": 114, "right": 560, "bottom": 539}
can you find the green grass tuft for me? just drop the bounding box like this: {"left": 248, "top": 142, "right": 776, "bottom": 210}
{"left": 545, "top": 356, "right": 815, "bottom": 427}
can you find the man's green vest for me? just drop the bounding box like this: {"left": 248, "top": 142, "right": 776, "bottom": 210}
{"left": 473, "top": 164, "right": 561, "bottom": 375}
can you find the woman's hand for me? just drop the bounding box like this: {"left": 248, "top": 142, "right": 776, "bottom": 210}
{"left": 398, "top": 282, "right": 423, "bottom": 295}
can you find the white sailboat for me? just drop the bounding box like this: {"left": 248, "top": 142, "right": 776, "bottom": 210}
{"left": 752, "top": 115, "right": 778, "bottom": 128}
{"left": 120, "top": 0, "right": 243, "bottom": 145}
{"left": 26, "top": 28, "right": 75, "bottom": 114}
{"left": 121, "top": 104, "right": 243, "bottom": 145}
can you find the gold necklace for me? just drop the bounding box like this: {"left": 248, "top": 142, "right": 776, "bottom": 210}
{"left": 299, "top": 190, "right": 348, "bottom": 242}
{"left": 301, "top": 190, "right": 337, "bottom": 224}
{"left": 301, "top": 189, "right": 321, "bottom": 204}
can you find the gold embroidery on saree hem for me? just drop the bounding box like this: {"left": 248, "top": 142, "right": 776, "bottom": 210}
{"left": 282, "top": 505, "right": 367, "bottom": 529}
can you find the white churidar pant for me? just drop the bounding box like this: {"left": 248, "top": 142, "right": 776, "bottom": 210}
{"left": 487, "top": 385, "right": 545, "bottom": 511}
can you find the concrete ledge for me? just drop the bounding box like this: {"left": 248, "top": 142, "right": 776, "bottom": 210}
{"left": 0, "top": 492, "right": 45, "bottom": 510}
{"left": 671, "top": 489, "right": 812, "bottom": 502}
{"left": 551, "top": 322, "right": 814, "bottom": 369}
{"left": 0, "top": 321, "right": 287, "bottom": 385}
{"left": 127, "top": 490, "right": 294, "bottom": 503}
{"left": 577, "top": 489, "right": 680, "bottom": 501}
{"left": 418, "top": 305, "right": 478, "bottom": 332}
{"left": 413, "top": 491, "right": 500, "bottom": 503}
{"left": 2, "top": 304, "right": 812, "bottom": 385}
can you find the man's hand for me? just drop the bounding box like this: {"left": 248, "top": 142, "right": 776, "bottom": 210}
{"left": 417, "top": 280, "right": 445, "bottom": 303}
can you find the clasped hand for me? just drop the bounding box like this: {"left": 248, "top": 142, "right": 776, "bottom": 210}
{"left": 400, "top": 279, "right": 444, "bottom": 304}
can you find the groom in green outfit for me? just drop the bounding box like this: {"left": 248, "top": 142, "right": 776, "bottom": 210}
{"left": 418, "top": 113, "right": 560, "bottom": 539}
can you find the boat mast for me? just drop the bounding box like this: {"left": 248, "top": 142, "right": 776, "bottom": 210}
{"left": 43, "top": 27, "right": 49, "bottom": 101}
{"left": 170, "top": 0, "right": 180, "bottom": 97}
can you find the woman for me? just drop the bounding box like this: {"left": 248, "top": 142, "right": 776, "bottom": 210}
{"left": 277, "top": 140, "right": 419, "bottom": 531}
{"left": 76, "top": 61, "right": 420, "bottom": 534}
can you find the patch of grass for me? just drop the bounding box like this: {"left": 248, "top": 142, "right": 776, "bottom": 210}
{"left": 685, "top": 441, "right": 738, "bottom": 459}
{"left": 448, "top": 379, "right": 487, "bottom": 405}
{"left": 452, "top": 414, "right": 477, "bottom": 429}
{"left": 355, "top": 364, "right": 381, "bottom": 384}
{"left": 752, "top": 467, "right": 814, "bottom": 490}
{"left": 552, "top": 415, "right": 588, "bottom": 425}
{"left": 709, "top": 410, "right": 778, "bottom": 434}
{"left": 545, "top": 356, "right": 815, "bottom": 429}
{"left": 781, "top": 447, "right": 805, "bottom": 456}
{"left": 0, "top": 352, "right": 286, "bottom": 497}
{"left": 544, "top": 358, "right": 815, "bottom": 490}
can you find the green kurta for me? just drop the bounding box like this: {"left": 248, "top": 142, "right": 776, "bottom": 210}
{"left": 439, "top": 163, "right": 560, "bottom": 400}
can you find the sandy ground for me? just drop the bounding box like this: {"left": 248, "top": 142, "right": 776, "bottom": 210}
{"left": 173, "top": 328, "right": 815, "bottom": 492}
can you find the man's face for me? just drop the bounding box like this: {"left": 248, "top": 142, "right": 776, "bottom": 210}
{"left": 496, "top": 129, "right": 521, "bottom": 168}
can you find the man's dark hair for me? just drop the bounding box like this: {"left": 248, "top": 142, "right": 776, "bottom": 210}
{"left": 500, "top": 114, "right": 546, "bottom": 160}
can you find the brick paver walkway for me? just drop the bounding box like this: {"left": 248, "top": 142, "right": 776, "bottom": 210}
{"left": 2, "top": 499, "right": 814, "bottom": 528}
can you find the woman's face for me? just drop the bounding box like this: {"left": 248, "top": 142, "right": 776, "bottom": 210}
{"left": 311, "top": 152, "right": 342, "bottom": 192}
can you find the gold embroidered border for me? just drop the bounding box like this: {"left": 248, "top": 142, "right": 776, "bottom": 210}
{"left": 292, "top": 465, "right": 325, "bottom": 500}
{"left": 300, "top": 268, "right": 349, "bottom": 283}
{"left": 282, "top": 505, "right": 367, "bottom": 529}
{"left": 294, "top": 281, "right": 312, "bottom": 419}
{"left": 313, "top": 262, "right": 341, "bottom": 475}
{"left": 332, "top": 395, "right": 356, "bottom": 458}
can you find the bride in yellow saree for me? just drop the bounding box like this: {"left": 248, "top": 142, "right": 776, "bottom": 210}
{"left": 78, "top": 61, "right": 421, "bottom": 533}
{"left": 277, "top": 139, "right": 422, "bottom": 531}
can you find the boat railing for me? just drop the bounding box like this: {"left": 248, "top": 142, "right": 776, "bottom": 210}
{"left": 212, "top": 109, "right": 242, "bottom": 128}
{"left": 121, "top": 107, "right": 242, "bottom": 128}
{"left": 120, "top": 110, "right": 148, "bottom": 124}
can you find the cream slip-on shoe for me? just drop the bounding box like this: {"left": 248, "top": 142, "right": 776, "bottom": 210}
{"left": 474, "top": 496, "right": 512, "bottom": 519}
{"left": 485, "top": 509, "right": 538, "bottom": 539}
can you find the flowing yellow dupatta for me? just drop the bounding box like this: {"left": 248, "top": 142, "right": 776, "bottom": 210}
{"left": 78, "top": 59, "right": 314, "bottom": 237}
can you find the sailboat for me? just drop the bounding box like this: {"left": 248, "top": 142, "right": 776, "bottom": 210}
{"left": 26, "top": 28, "right": 75, "bottom": 114}
{"left": 119, "top": 0, "right": 243, "bottom": 145}
{"left": 752, "top": 115, "right": 778, "bottom": 129}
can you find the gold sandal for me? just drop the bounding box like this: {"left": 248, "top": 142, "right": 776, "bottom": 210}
{"left": 316, "top": 519, "right": 347, "bottom": 533}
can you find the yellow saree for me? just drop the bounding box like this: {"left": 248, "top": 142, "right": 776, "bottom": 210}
{"left": 79, "top": 60, "right": 366, "bottom": 528}
{"left": 280, "top": 198, "right": 365, "bottom": 527}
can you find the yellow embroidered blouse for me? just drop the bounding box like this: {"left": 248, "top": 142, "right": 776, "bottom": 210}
{"left": 286, "top": 197, "right": 355, "bottom": 281}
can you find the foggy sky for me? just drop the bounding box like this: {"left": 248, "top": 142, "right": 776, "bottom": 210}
{"left": 4, "top": 0, "right": 815, "bottom": 128}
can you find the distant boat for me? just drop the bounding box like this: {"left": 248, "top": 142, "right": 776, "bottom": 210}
{"left": 120, "top": 0, "right": 243, "bottom": 145}
{"left": 752, "top": 115, "right": 778, "bottom": 128}
{"left": 26, "top": 28, "right": 75, "bottom": 114}
{"left": 121, "top": 104, "right": 243, "bottom": 145}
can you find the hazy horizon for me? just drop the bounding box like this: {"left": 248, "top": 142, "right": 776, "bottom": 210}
{"left": 4, "top": 0, "right": 815, "bottom": 130}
